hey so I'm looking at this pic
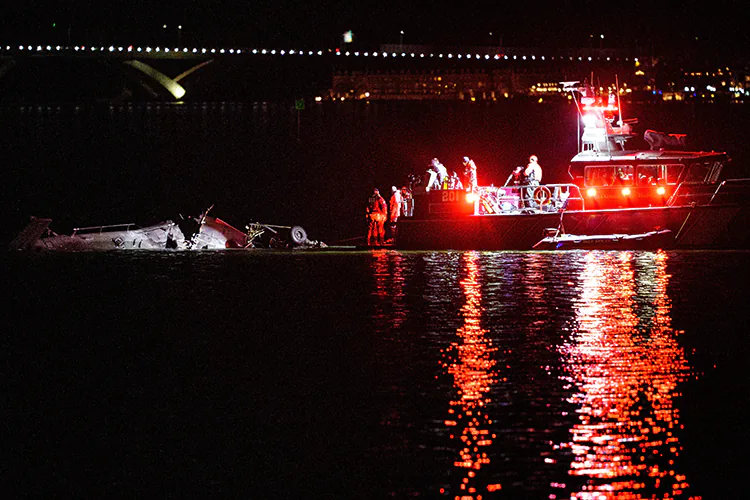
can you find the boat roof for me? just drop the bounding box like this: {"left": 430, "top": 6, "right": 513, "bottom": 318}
{"left": 571, "top": 149, "right": 727, "bottom": 163}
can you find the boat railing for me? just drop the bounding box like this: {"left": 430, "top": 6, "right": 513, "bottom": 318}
{"left": 72, "top": 223, "right": 139, "bottom": 235}
{"left": 477, "top": 183, "right": 585, "bottom": 214}
{"left": 667, "top": 178, "right": 750, "bottom": 207}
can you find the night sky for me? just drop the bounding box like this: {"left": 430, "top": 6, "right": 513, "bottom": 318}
{"left": 2, "top": 1, "right": 748, "bottom": 61}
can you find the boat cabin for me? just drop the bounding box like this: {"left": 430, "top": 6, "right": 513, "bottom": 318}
{"left": 567, "top": 150, "right": 728, "bottom": 209}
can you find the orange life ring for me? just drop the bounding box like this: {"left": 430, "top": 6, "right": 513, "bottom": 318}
{"left": 533, "top": 186, "right": 552, "bottom": 206}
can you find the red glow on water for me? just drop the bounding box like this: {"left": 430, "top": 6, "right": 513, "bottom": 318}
{"left": 441, "top": 251, "right": 499, "bottom": 498}
{"left": 557, "top": 251, "right": 696, "bottom": 498}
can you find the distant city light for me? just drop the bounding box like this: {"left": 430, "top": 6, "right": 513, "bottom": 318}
{"left": 343, "top": 30, "right": 354, "bottom": 44}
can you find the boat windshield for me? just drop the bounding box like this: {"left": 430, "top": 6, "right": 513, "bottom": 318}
{"left": 584, "top": 165, "right": 634, "bottom": 187}
{"left": 686, "top": 160, "right": 723, "bottom": 183}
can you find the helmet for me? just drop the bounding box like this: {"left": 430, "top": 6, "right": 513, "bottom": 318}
{"left": 463, "top": 156, "right": 470, "bottom": 163}
{"left": 529, "top": 155, "right": 538, "bottom": 162}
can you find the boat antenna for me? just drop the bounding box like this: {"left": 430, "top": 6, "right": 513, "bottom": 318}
{"left": 615, "top": 74, "right": 623, "bottom": 126}
{"left": 560, "top": 81, "right": 582, "bottom": 153}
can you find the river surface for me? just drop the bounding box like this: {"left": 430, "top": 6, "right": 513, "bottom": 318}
{"left": 3, "top": 249, "right": 750, "bottom": 499}
{"left": 2, "top": 101, "right": 750, "bottom": 498}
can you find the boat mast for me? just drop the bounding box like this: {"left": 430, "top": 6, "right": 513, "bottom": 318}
{"left": 615, "top": 74, "right": 623, "bottom": 126}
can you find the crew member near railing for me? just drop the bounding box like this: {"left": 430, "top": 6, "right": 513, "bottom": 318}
{"left": 463, "top": 156, "right": 478, "bottom": 192}
{"left": 427, "top": 158, "right": 448, "bottom": 191}
{"left": 366, "top": 188, "right": 387, "bottom": 246}
{"left": 400, "top": 186, "right": 414, "bottom": 217}
{"left": 524, "top": 155, "right": 543, "bottom": 205}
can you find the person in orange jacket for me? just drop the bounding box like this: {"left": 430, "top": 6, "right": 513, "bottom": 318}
{"left": 366, "top": 188, "right": 387, "bottom": 246}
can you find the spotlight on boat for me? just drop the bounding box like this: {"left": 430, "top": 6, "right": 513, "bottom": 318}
{"left": 621, "top": 187, "right": 631, "bottom": 196}
{"left": 586, "top": 188, "right": 597, "bottom": 197}
{"left": 656, "top": 186, "right": 666, "bottom": 195}
{"left": 466, "top": 192, "right": 479, "bottom": 203}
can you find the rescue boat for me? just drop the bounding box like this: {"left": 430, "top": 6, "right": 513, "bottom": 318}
{"left": 396, "top": 81, "right": 750, "bottom": 251}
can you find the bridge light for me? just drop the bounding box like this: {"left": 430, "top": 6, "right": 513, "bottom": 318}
{"left": 586, "top": 188, "right": 597, "bottom": 197}
{"left": 220, "top": 49, "right": 226, "bottom": 53}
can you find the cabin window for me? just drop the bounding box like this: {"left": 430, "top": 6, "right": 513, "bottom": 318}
{"left": 708, "top": 161, "right": 724, "bottom": 183}
{"left": 686, "top": 162, "right": 712, "bottom": 183}
{"left": 636, "top": 164, "right": 672, "bottom": 185}
{"left": 583, "top": 165, "right": 633, "bottom": 186}
{"left": 666, "top": 164, "right": 684, "bottom": 184}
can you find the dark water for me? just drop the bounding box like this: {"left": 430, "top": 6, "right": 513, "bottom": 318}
{"left": 3, "top": 102, "right": 750, "bottom": 498}
{"left": 3, "top": 249, "right": 750, "bottom": 499}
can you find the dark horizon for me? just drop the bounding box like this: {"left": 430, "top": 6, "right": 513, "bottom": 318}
{"left": 3, "top": 1, "right": 748, "bottom": 63}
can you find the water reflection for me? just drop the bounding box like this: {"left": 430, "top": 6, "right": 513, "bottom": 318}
{"left": 369, "top": 249, "right": 408, "bottom": 328}
{"left": 557, "top": 251, "right": 697, "bottom": 499}
{"left": 442, "top": 251, "right": 502, "bottom": 497}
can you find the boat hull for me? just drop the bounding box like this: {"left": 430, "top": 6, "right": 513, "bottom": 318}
{"left": 396, "top": 204, "right": 750, "bottom": 250}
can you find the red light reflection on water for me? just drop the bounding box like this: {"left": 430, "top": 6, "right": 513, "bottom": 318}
{"left": 442, "top": 251, "right": 500, "bottom": 498}
{"left": 369, "top": 249, "right": 408, "bottom": 328}
{"left": 558, "top": 251, "right": 699, "bottom": 499}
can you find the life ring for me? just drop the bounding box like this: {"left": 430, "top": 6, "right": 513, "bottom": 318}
{"left": 533, "top": 186, "right": 552, "bottom": 206}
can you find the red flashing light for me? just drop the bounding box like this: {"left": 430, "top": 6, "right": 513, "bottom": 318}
{"left": 586, "top": 188, "right": 597, "bottom": 197}
{"left": 466, "top": 192, "right": 479, "bottom": 203}
{"left": 656, "top": 186, "right": 666, "bottom": 196}
{"left": 622, "top": 187, "right": 631, "bottom": 196}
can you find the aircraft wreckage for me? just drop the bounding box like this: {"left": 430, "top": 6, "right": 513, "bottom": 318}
{"left": 9, "top": 206, "right": 326, "bottom": 251}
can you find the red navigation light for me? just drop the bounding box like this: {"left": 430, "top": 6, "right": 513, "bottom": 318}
{"left": 621, "top": 187, "right": 631, "bottom": 196}
{"left": 466, "top": 192, "right": 479, "bottom": 203}
{"left": 656, "top": 186, "right": 666, "bottom": 196}
{"left": 586, "top": 188, "right": 597, "bottom": 197}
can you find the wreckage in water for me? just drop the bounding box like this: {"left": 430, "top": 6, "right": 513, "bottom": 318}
{"left": 396, "top": 81, "right": 750, "bottom": 251}
{"left": 9, "top": 208, "right": 324, "bottom": 251}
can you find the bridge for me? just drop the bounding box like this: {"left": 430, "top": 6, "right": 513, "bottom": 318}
{"left": 0, "top": 43, "right": 695, "bottom": 102}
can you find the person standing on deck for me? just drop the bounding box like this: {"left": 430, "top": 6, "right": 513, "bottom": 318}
{"left": 463, "top": 156, "right": 478, "bottom": 192}
{"left": 427, "top": 158, "right": 448, "bottom": 191}
{"left": 366, "top": 188, "right": 387, "bottom": 246}
{"left": 401, "top": 186, "right": 413, "bottom": 217}
{"left": 388, "top": 186, "right": 402, "bottom": 242}
{"left": 524, "top": 155, "right": 543, "bottom": 206}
